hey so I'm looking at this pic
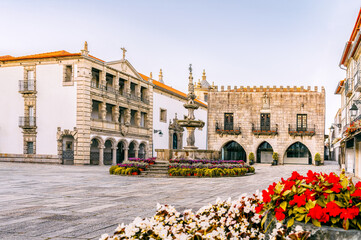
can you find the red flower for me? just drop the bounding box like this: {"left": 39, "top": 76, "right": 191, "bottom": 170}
{"left": 308, "top": 204, "right": 329, "bottom": 223}
{"left": 304, "top": 189, "right": 316, "bottom": 201}
{"left": 289, "top": 171, "right": 303, "bottom": 181}
{"left": 326, "top": 172, "right": 340, "bottom": 184}
{"left": 306, "top": 170, "right": 319, "bottom": 184}
{"left": 289, "top": 194, "right": 306, "bottom": 207}
{"left": 355, "top": 182, "right": 361, "bottom": 189}
{"left": 340, "top": 206, "right": 359, "bottom": 220}
{"left": 275, "top": 207, "right": 286, "bottom": 221}
{"left": 325, "top": 201, "right": 342, "bottom": 217}
{"left": 255, "top": 203, "right": 264, "bottom": 213}
{"left": 262, "top": 189, "right": 271, "bottom": 203}
{"left": 351, "top": 189, "right": 361, "bottom": 197}
{"left": 330, "top": 183, "right": 343, "bottom": 193}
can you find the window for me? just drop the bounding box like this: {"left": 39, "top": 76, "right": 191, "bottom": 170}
{"left": 355, "top": 71, "right": 359, "bottom": 87}
{"left": 204, "top": 93, "right": 208, "bottom": 102}
{"left": 141, "top": 86, "right": 147, "bottom": 102}
{"left": 130, "top": 82, "right": 137, "bottom": 97}
{"left": 106, "top": 73, "right": 114, "bottom": 90}
{"left": 297, "top": 114, "right": 307, "bottom": 131}
{"left": 91, "top": 68, "right": 100, "bottom": 88}
{"left": 224, "top": 113, "right": 233, "bottom": 130}
{"left": 27, "top": 70, "right": 34, "bottom": 80}
{"left": 160, "top": 109, "right": 167, "bottom": 122}
{"left": 260, "top": 113, "right": 270, "bottom": 131}
{"left": 130, "top": 110, "right": 137, "bottom": 126}
{"left": 91, "top": 100, "right": 101, "bottom": 119}
{"left": 65, "top": 141, "right": 73, "bottom": 150}
{"left": 119, "top": 78, "right": 125, "bottom": 95}
{"left": 65, "top": 65, "right": 72, "bottom": 82}
{"left": 119, "top": 107, "right": 126, "bottom": 124}
{"left": 140, "top": 112, "right": 146, "bottom": 127}
{"left": 27, "top": 142, "right": 34, "bottom": 154}
{"left": 106, "top": 104, "right": 114, "bottom": 122}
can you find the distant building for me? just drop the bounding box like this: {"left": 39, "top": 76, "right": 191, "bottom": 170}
{"left": 0, "top": 43, "right": 153, "bottom": 165}
{"left": 337, "top": 8, "right": 361, "bottom": 176}
{"left": 207, "top": 85, "right": 325, "bottom": 164}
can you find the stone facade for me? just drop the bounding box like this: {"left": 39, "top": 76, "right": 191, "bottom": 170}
{"left": 207, "top": 86, "right": 325, "bottom": 165}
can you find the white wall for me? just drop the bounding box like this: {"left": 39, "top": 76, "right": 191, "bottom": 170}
{"left": 0, "top": 66, "right": 24, "bottom": 154}
{"left": 152, "top": 91, "right": 207, "bottom": 156}
{"left": 36, "top": 64, "right": 77, "bottom": 155}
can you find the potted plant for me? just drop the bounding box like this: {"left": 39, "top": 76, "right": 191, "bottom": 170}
{"left": 315, "top": 152, "right": 321, "bottom": 166}
{"left": 248, "top": 152, "right": 255, "bottom": 165}
{"left": 272, "top": 152, "right": 278, "bottom": 165}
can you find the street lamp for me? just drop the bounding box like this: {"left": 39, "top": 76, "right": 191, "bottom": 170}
{"left": 350, "top": 103, "right": 358, "bottom": 118}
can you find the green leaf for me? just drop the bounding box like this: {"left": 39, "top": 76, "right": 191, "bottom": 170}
{"left": 331, "top": 218, "right": 338, "bottom": 224}
{"left": 341, "top": 178, "right": 348, "bottom": 189}
{"left": 295, "top": 214, "right": 305, "bottom": 221}
{"left": 312, "top": 218, "right": 321, "bottom": 227}
{"left": 261, "top": 213, "right": 267, "bottom": 228}
{"left": 305, "top": 216, "right": 311, "bottom": 224}
{"left": 317, "top": 198, "right": 326, "bottom": 208}
{"left": 324, "top": 189, "right": 333, "bottom": 193}
{"left": 292, "top": 185, "right": 297, "bottom": 193}
{"left": 335, "top": 201, "right": 345, "bottom": 207}
{"left": 280, "top": 201, "right": 288, "bottom": 211}
{"left": 328, "top": 193, "right": 335, "bottom": 202}
{"left": 283, "top": 190, "right": 291, "bottom": 196}
{"left": 287, "top": 218, "right": 295, "bottom": 228}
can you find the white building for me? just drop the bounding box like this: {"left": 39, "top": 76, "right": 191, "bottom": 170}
{"left": 139, "top": 71, "right": 208, "bottom": 157}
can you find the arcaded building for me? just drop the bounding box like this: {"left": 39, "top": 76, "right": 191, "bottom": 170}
{"left": 0, "top": 43, "right": 153, "bottom": 165}
{"left": 207, "top": 86, "right": 325, "bottom": 165}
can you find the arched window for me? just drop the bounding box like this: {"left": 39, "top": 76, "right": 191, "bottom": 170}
{"left": 139, "top": 143, "right": 146, "bottom": 159}
{"left": 257, "top": 142, "right": 273, "bottom": 163}
{"left": 172, "top": 133, "right": 178, "bottom": 149}
{"left": 284, "top": 142, "right": 311, "bottom": 165}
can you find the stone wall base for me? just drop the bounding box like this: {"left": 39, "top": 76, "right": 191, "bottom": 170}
{"left": 156, "top": 149, "right": 220, "bottom": 161}
{"left": 0, "top": 153, "right": 61, "bottom": 164}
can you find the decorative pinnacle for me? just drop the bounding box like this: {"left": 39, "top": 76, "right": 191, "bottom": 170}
{"left": 202, "top": 69, "right": 206, "bottom": 81}
{"left": 81, "top": 41, "right": 89, "bottom": 56}
{"left": 84, "top": 41, "right": 88, "bottom": 51}
{"left": 150, "top": 72, "right": 153, "bottom": 79}
{"left": 159, "top": 69, "right": 163, "bottom": 81}
{"left": 189, "top": 64, "right": 192, "bottom": 73}
{"left": 121, "top": 47, "right": 127, "bottom": 59}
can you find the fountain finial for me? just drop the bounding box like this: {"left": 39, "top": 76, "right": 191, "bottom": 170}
{"left": 189, "top": 64, "right": 192, "bottom": 73}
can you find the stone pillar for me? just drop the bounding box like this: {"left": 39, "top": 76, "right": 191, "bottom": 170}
{"left": 99, "top": 146, "right": 104, "bottom": 165}
{"left": 112, "top": 147, "right": 117, "bottom": 165}
{"left": 169, "top": 130, "right": 174, "bottom": 149}
{"left": 100, "top": 102, "right": 106, "bottom": 120}
{"left": 124, "top": 147, "right": 129, "bottom": 161}
{"left": 125, "top": 108, "right": 131, "bottom": 125}
{"left": 179, "top": 132, "right": 183, "bottom": 149}
{"left": 135, "top": 147, "right": 139, "bottom": 158}
{"left": 135, "top": 111, "right": 141, "bottom": 126}
{"left": 114, "top": 105, "right": 119, "bottom": 123}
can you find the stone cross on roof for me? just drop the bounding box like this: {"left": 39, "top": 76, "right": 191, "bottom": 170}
{"left": 121, "top": 47, "right": 127, "bottom": 59}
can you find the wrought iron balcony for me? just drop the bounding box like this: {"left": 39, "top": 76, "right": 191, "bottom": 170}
{"left": 19, "top": 80, "right": 35, "bottom": 93}
{"left": 252, "top": 124, "right": 278, "bottom": 135}
{"left": 288, "top": 124, "right": 316, "bottom": 136}
{"left": 215, "top": 123, "right": 241, "bottom": 135}
{"left": 19, "top": 116, "right": 36, "bottom": 128}
{"left": 345, "top": 78, "right": 352, "bottom": 97}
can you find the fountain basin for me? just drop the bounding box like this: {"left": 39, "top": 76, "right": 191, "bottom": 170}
{"left": 155, "top": 149, "right": 220, "bottom": 161}
{"left": 177, "top": 119, "right": 205, "bottom": 128}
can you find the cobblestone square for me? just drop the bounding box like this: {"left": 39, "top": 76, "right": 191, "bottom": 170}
{"left": 0, "top": 162, "right": 340, "bottom": 240}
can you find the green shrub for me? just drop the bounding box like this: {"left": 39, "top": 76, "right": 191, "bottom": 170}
{"left": 114, "top": 167, "right": 123, "bottom": 175}
{"left": 272, "top": 152, "right": 278, "bottom": 161}
{"left": 109, "top": 165, "right": 118, "bottom": 174}
{"left": 315, "top": 152, "right": 321, "bottom": 162}
{"left": 248, "top": 152, "right": 255, "bottom": 162}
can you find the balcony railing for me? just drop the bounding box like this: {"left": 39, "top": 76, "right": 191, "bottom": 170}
{"left": 215, "top": 123, "right": 241, "bottom": 135}
{"left": 288, "top": 124, "right": 316, "bottom": 136}
{"left": 19, "top": 117, "right": 36, "bottom": 128}
{"left": 91, "top": 82, "right": 149, "bottom": 104}
{"left": 252, "top": 124, "right": 278, "bottom": 135}
{"left": 345, "top": 78, "right": 352, "bottom": 97}
{"left": 19, "top": 80, "right": 35, "bottom": 93}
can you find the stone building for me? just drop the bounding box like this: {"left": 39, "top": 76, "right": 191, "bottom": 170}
{"left": 0, "top": 43, "right": 153, "bottom": 165}
{"left": 336, "top": 8, "right": 361, "bottom": 177}
{"left": 207, "top": 86, "right": 325, "bottom": 164}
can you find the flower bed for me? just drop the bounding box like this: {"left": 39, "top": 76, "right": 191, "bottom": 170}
{"left": 109, "top": 162, "right": 149, "bottom": 176}
{"left": 100, "top": 193, "right": 311, "bottom": 240}
{"left": 128, "top": 157, "right": 156, "bottom": 164}
{"left": 169, "top": 159, "right": 245, "bottom": 165}
{"left": 257, "top": 170, "right": 361, "bottom": 232}
{"left": 169, "top": 166, "right": 255, "bottom": 177}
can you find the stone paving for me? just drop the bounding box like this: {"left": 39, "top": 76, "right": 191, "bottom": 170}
{"left": 0, "top": 161, "right": 341, "bottom": 240}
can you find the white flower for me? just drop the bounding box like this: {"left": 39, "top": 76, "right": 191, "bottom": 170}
{"left": 295, "top": 225, "right": 303, "bottom": 232}
{"left": 99, "top": 234, "right": 109, "bottom": 240}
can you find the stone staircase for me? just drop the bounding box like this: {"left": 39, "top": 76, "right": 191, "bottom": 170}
{"left": 141, "top": 161, "right": 169, "bottom": 177}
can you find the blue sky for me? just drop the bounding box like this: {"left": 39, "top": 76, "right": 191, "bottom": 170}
{"left": 1, "top": 0, "right": 360, "bottom": 130}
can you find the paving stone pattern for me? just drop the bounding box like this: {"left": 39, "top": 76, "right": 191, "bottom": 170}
{"left": 0, "top": 162, "right": 340, "bottom": 240}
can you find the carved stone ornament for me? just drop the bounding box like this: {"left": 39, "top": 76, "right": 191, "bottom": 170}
{"left": 120, "top": 124, "right": 129, "bottom": 136}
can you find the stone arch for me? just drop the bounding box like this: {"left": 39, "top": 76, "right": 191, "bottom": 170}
{"left": 104, "top": 137, "right": 116, "bottom": 148}
{"left": 116, "top": 139, "right": 128, "bottom": 164}
{"left": 220, "top": 140, "right": 247, "bottom": 162}
{"left": 139, "top": 142, "right": 148, "bottom": 159}
{"left": 103, "top": 139, "right": 115, "bottom": 165}
{"left": 283, "top": 141, "right": 312, "bottom": 165}
{"left": 256, "top": 141, "right": 274, "bottom": 164}
{"left": 90, "top": 136, "right": 103, "bottom": 165}
{"left": 56, "top": 127, "right": 78, "bottom": 165}
{"left": 128, "top": 140, "right": 139, "bottom": 159}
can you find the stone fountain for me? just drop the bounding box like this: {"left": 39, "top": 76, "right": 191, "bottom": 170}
{"left": 177, "top": 64, "right": 205, "bottom": 149}
{"left": 155, "top": 65, "right": 220, "bottom": 161}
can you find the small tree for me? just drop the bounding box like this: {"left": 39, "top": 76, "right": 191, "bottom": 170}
{"left": 272, "top": 152, "right": 279, "bottom": 161}
{"left": 315, "top": 153, "right": 321, "bottom": 162}
{"left": 248, "top": 152, "right": 255, "bottom": 164}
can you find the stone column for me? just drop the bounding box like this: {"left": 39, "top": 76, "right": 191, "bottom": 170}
{"left": 169, "top": 129, "right": 174, "bottom": 149}
{"left": 112, "top": 147, "right": 117, "bottom": 165}
{"left": 179, "top": 132, "right": 183, "bottom": 149}
{"left": 99, "top": 146, "right": 104, "bottom": 165}
{"left": 135, "top": 147, "right": 139, "bottom": 158}
{"left": 124, "top": 147, "right": 129, "bottom": 161}
{"left": 100, "top": 102, "right": 106, "bottom": 120}
{"left": 125, "top": 108, "right": 131, "bottom": 125}
{"left": 114, "top": 105, "right": 119, "bottom": 123}
{"left": 135, "top": 111, "right": 141, "bottom": 126}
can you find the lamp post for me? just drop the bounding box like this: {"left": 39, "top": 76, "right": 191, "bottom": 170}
{"left": 350, "top": 103, "right": 358, "bottom": 118}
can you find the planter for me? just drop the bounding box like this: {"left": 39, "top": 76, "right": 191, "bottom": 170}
{"left": 315, "top": 161, "right": 320, "bottom": 166}
{"left": 272, "top": 160, "right": 278, "bottom": 165}
{"left": 249, "top": 160, "right": 254, "bottom": 165}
